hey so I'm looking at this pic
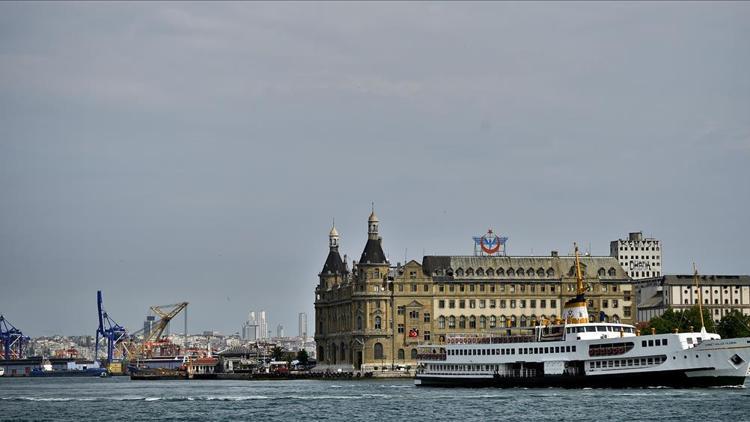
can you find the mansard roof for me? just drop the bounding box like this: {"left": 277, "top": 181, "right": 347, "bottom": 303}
{"left": 321, "top": 249, "right": 347, "bottom": 275}
{"left": 421, "top": 255, "right": 628, "bottom": 280}
{"left": 359, "top": 238, "right": 387, "bottom": 265}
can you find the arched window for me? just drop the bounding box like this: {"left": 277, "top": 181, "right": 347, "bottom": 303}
{"left": 507, "top": 268, "right": 515, "bottom": 277}
{"left": 459, "top": 316, "right": 466, "bottom": 329}
{"left": 537, "top": 268, "right": 545, "bottom": 277}
{"left": 411, "top": 349, "right": 418, "bottom": 359}
{"left": 489, "top": 315, "right": 496, "bottom": 328}
{"left": 340, "top": 342, "right": 346, "bottom": 361}
{"left": 469, "top": 316, "right": 476, "bottom": 329}
{"left": 589, "top": 314, "right": 596, "bottom": 322}
{"left": 374, "top": 316, "right": 382, "bottom": 330}
{"left": 318, "top": 346, "right": 325, "bottom": 362}
{"left": 448, "top": 316, "right": 456, "bottom": 329}
{"left": 479, "top": 315, "right": 487, "bottom": 329}
{"left": 466, "top": 268, "right": 475, "bottom": 276}
{"left": 439, "top": 316, "right": 446, "bottom": 329}
{"left": 520, "top": 315, "right": 527, "bottom": 327}
{"left": 374, "top": 343, "right": 384, "bottom": 360}
{"left": 530, "top": 315, "right": 537, "bottom": 326}
{"left": 398, "top": 349, "right": 405, "bottom": 360}
{"left": 608, "top": 268, "right": 616, "bottom": 277}
{"left": 476, "top": 267, "right": 484, "bottom": 276}
{"left": 332, "top": 344, "right": 337, "bottom": 364}
{"left": 486, "top": 268, "right": 495, "bottom": 277}
{"left": 456, "top": 268, "right": 464, "bottom": 277}
{"left": 497, "top": 268, "right": 505, "bottom": 277}
{"left": 499, "top": 315, "right": 507, "bottom": 327}
{"left": 517, "top": 268, "right": 525, "bottom": 276}
{"left": 357, "top": 315, "right": 363, "bottom": 330}
{"left": 527, "top": 268, "right": 534, "bottom": 277}
{"left": 598, "top": 268, "right": 606, "bottom": 277}
{"left": 612, "top": 314, "right": 620, "bottom": 323}
{"left": 546, "top": 268, "right": 554, "bottom": 277}
{"left": 510, "top": 315, "right": 517, "bottom": 327}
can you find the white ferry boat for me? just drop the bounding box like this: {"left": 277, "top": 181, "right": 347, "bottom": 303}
{"left": 415, "top": 246, "right": 750, "bottom": 388}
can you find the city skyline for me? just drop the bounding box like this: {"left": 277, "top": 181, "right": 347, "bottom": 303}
{"left": 1, "top": 2, "right": 749, "bottom": 336}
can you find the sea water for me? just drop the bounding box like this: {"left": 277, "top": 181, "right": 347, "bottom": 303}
{"left": 1, "top": 377, "right": 748, "bottom": 421}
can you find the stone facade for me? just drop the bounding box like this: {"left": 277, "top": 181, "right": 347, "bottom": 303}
{"left": 315, "top": 213, "right": 636, "bottom": 371}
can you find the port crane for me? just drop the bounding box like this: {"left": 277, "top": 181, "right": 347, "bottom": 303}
{"left": 95, "top": 290, "right": 129, "bottom": 365}
{"left": 0, "top": 314, "right": 30, "bottom": 360}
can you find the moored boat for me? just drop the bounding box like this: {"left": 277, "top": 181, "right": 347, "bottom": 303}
{"left": 415, "top": 245, "right": 750, "bottom": 388}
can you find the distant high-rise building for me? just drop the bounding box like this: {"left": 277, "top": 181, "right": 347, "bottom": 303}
{"left": 143, "top": 315, "right": 156, "bottom": 338}
{"left": 276, "top": 324, "right": 284, "bottom": 338}
{"left": 298, "top": 313, "right": 307, "bottom": 339}
{"left": 258, "top": 310, "right": 268, "bottom": 340}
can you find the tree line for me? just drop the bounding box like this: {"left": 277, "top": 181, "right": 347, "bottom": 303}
{"left": 639, "top": 306, "right": 750, "bottom": 339}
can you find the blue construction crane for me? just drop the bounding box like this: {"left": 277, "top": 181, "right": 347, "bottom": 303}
{"left": 0, "top": 314, "right": 29, "bottom": 360}
{"left": 95, "top": 290, "right": 128, "bottom": 364}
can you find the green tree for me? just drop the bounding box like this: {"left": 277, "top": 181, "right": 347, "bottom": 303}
{"left": 640, "top": 306, "right": 715, "bottom": 334}
{"left": 296, "top": 349, "right": 310, "bottom": 366}
{"left": 271, "top": 346, "right": 284, "bottom": 361}
{"left": 716, "top": 310, "right": 750, "bottom": 339}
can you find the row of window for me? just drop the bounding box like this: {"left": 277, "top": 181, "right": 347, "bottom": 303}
{"left": 590, "top": 356, "right": 665, "bottom": 369}
{"left": 642, "top": 338, "right": 667, "bottom": 347}
{"left": 437, "top": 315, "right": 558, "bottom": 329}
{"left": 438, "top": 298, "right": 559, "bottom": 310}
{"left": 435, "top": 267, "right": 620, "bottom": 278}
{"left": 617, "top": 244, "right": 660, "bottom": 251}
{"left": 448, "top": 345, "right": 577, "bottom": 356}
{"left": 683, "top": 298, "right": 745, "bottom": 305}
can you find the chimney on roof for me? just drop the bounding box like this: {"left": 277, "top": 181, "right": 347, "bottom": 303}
{"left": 551, "top": 251, "right": 559, "bottom": 258}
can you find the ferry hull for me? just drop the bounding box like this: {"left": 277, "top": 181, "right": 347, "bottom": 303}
{"left": 416, "top": 370, "right": 747, "bottom": 388}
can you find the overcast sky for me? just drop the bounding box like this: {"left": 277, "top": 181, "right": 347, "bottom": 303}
{"left": 1, "top": 2, "right": 748, "bottom": 336}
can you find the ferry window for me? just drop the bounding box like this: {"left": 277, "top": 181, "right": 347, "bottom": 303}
{"left": 565, "top": 346, "right": 570, "bottom": 352}
{"left": 586, "top": 326, "right": 596, "bottom": 332}
{"left": 634, "top": 359, "right": 639, "bottom": 366}
{"left": 687, "top": 338, "right": 693, "bottom": 345}
{"left": 501, "top": 349, "right": 505, "bottom": 355}
{"left": 663, "top": 339, "right": 667, "bottom": 346}
{"left": 640, "top": 359, "right": 646, "bottom": 365}
{"left": 642, "top": 340, "right": 647, "bottom": 347}
{"left": 572, "top": 346, "right": 576, "bottom": 352}
{"left": 596, "top": 326, "right": 606, "bottom": 332}
{"left": 647, "top": 358, "right": 653, "bottom": 365}
{"left": 627, "top": 359, "right": 633, "bottom": 366}
{"left": 534, "top": 347, "right": 539, "bottom": 354}
{"left": 555, "top": 347, "right": 560, "bottom": 353}
{"left": 615, "top": 361, "right": 620, "bottom": 367}
{"left": 491, "top": 349, "right": 496, "bottom": 355}
{"left": 648, "top": 340, "right": 654, "bottom": 347}
{"left": 511, "top": 349, "right": 515, "bottom": 355}
{"left": 655, "top": 339, "right": 660, "bottom": 346}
